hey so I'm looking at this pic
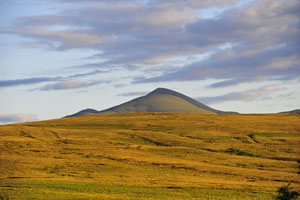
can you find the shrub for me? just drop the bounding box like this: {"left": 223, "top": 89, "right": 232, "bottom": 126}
{"left": 0, "top": 193, "right": 9, "bottom": 200}
{"left": 275, "top": 183, "right": 299, "bottom": 200}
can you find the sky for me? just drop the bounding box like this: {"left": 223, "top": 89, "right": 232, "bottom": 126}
{"left": 0, "top": 0, "right": 299, "bottom": 124}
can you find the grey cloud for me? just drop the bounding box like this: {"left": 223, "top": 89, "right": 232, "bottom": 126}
{"left": 0, "top": 114, "right": 38, "bottom": 124}
{"left": 276, "top": 92, "right": 295, "bottom": 99}
{"left": 13, "top": 28, "right": 103, "bottom": 50}
{"left": 4, "top": 0, "right": 300, "bottom": 86}
{"left": 133, "top": 0, "right": 300, "bottom": 84}
{"left": 197, "top": 85, "right": 280, "bottom": 104}
{"left": 0, "top": 77, "right": 59, "bottom": 87}
{"left": 39, "top": 79, "right": 109, "bottom": 91}
{"left": 58, "top": 0, "right": 238, "bottom": 8}
{"left": 0, "top": 70, "right": 104, "bottom": 87}
{"left": 4, "top": 0, "right": 212, "bottom": 63}
{"left": 208, "top": 78, "right": 251, "bottom": 88}
{"left": 208, "top": 76, "right": 277, "bottom": 88}
{"left": 40, "top": 80, "right": 86, "bottom": 90}
{"left": 68, "top": 70, "right": 106, "bottom": 78}
{"left": 114, "top": 84, "right": 128, "bottom": 88}
{"left": 118, "top": 91, "right": 148, "bottom": 97}
{"left": 134, "top": 41, "right": 300, "bottom": 84}
{"left": 14, "top": 15, "right": 78, "bottom": 27}
{"left": 154, "top": 0, "right": 239, "bottom": 8}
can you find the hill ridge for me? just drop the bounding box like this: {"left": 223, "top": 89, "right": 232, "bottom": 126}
{"left": 147, "top": 88, "right": 223, "bottom": 114}
{"left": 65, "top": 88, "right": 236, "bottom": 117}
{"left": 280, "top": 109, "right": 300, "bottom": 114}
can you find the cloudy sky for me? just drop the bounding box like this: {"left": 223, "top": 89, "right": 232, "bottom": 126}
{"left": 0, "top": 0, "right": 299, "bottom": 124}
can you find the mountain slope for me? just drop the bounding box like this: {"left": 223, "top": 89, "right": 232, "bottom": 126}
{"left": 280, "top": 109, "right": 300, "bottom": 114}
{"left": 66, "top": 88, "right": 234, "bottom": 117}
{"left": 65, "top": 108, "right": 98, "bottom": 118}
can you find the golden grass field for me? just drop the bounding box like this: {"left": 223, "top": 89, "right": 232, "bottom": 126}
{"left": 0, "top": 113, "right": 299, "bottom": 199}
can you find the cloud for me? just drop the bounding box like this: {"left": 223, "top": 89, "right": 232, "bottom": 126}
{"left": 0, "top": 70, "right": 104, "bottom": 88}
{"left": 40, "top": 80, "right": 86, "bottom": 90}
{"left": 134, "top": 37, "right": 300, "bottom": 85}
{"left": 57, "top": 0, "right": 239, "bottom": 8}
{"left": 0, "top": 77, "right": 59, "bottom": 87}
{"left": 0, "top": 114, "right": 38, "bottom": 124}
{"left": 133, "top": 0, "right": 300, "bottom": 84}
{"left": 16, "top": 28, "right": 103, "bottom": 50}
{"left": 197, "top": 85, "right": 280, "bottom": 104}
{"left": 208, "top": 78, "right": 251, "bottom": 88}
{"left": 3, "top": 0, "right": 236, "bottom": 65}
{"left": 39, "top": 79, "right": 108, "bottom": 91}
{"left": 276, "top": 92, "right": 295, "bottom": 100}
{"left": 14, "top": 15, "right": 78, "bottom": 27}
{"left": 138, "top": 6, "right": 197, "bottom": 27}
{"left": 114, "top": 84, "right": 128, "bottom": 88}
{"left": 3, "top": 0, "right": 300, "bottom": 87}
{"left": 68, "top": 70, "right": 106, "bottom": 78}
{"left": 118, "top": 91, "right": 148, "bottom": 97}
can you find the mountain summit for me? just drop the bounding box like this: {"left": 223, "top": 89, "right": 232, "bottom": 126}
{"left": 65, "top": 88, "right": 235, "bottom": 117}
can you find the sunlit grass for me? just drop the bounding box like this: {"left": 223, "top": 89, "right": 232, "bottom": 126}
{"left": 0, "top": 113, "right": 299, "bottom": 199}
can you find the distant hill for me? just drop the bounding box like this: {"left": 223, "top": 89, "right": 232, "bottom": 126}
{"left": 280, "top": 109, "right": 300, "bottom": 113}
{"left": 65, "top": 88, "right": 236, "bottom": 117}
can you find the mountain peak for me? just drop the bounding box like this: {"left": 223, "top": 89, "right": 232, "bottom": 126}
{"left": 148, "top": 88, "right": 179, "bottom": 96}
{"left": 65, "top": 87, "right": 237, "bottom": 117}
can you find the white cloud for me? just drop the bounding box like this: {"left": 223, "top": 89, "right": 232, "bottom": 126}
{"left": 139, "top": 6, "right": 197, "bottom": 27}
{"left": 197, "top": 85, "right": 281, "bottom": 104}
{"left": 0, "top": 114, "right": 38, "bottom": 124}
{"left": 40, "top": 80, "right": 87, "bottom": 90}
{"left": 14, "top": 28, "right": 103, "bottom": 49}
{"left": 0, "top": 70, "right": 104, "bottom": 88}
{"left": 39, "top": 79, "right": 108, "bottom": 91}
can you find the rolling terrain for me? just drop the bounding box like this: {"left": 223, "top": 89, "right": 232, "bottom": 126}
{"left": 66, "top": 88, "right": 235, "bottom": 117}
{"left": 0, "top": 113, "right": 300, "bottom": 199}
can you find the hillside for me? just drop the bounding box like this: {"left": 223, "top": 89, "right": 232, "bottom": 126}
{"left": 66, "top": 88, "right": 234, "bottom": 117}
{"left": 280, "top": 109, "right": 300, "bottom": 114}
{"left": 1, "top": 113, "right": 300, "bottom": 199}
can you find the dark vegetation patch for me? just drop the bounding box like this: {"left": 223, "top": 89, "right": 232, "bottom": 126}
{"left": 199, "top": 148, "right": 218, "bottom": 152}
{"left": 118, "top": 132, "right": 170, "bottom": 146}
{"left": 20, "top": 131, "right": 36, "bottom": 139}
{"left": 49, "top": 130, "right": 60, "bottom": 139}
{"left": 249, "top": 132, "right": 296, "bottom": 138}
{"left": 224, "top": 148, "right": 258, "bottom": 157}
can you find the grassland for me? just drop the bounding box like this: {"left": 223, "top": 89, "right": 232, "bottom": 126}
{"left": 101, "top": 94, "right": 215, "bottom": 114}
{"left": 0, "top": 113, "right": 299, "bottom": 199}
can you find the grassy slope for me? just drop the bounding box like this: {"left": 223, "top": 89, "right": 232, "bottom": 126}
{"left": 0, "top": 113, "right": 300, "bottom": 199}
{"left": 102, "top": 94, "right": 215, "bottom": 114}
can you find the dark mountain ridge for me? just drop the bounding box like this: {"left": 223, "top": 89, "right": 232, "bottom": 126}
{"left": 280, "top": 109, "right": 300, "bottom": 114}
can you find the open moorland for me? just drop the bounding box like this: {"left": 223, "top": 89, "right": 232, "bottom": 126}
{"left": 0, "top": 113, "right": 300, "bottom": 199}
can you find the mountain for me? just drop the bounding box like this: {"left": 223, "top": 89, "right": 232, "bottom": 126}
{"left": 65, "top": 88, "right": 235, "bottom": 117}
{"left": 280, "top": 109, "right": 300, "bottom": 114}
{"left": 66, "top": 109, "right": 98, "bottom": 118}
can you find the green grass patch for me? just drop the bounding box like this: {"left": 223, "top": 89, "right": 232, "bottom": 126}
{"left": 0, "top": 179, "right": 273, "bottom": 200}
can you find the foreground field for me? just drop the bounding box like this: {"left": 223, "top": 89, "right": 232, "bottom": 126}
{"left": 0, "top": 113, "right": 299, "bottom": 199}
